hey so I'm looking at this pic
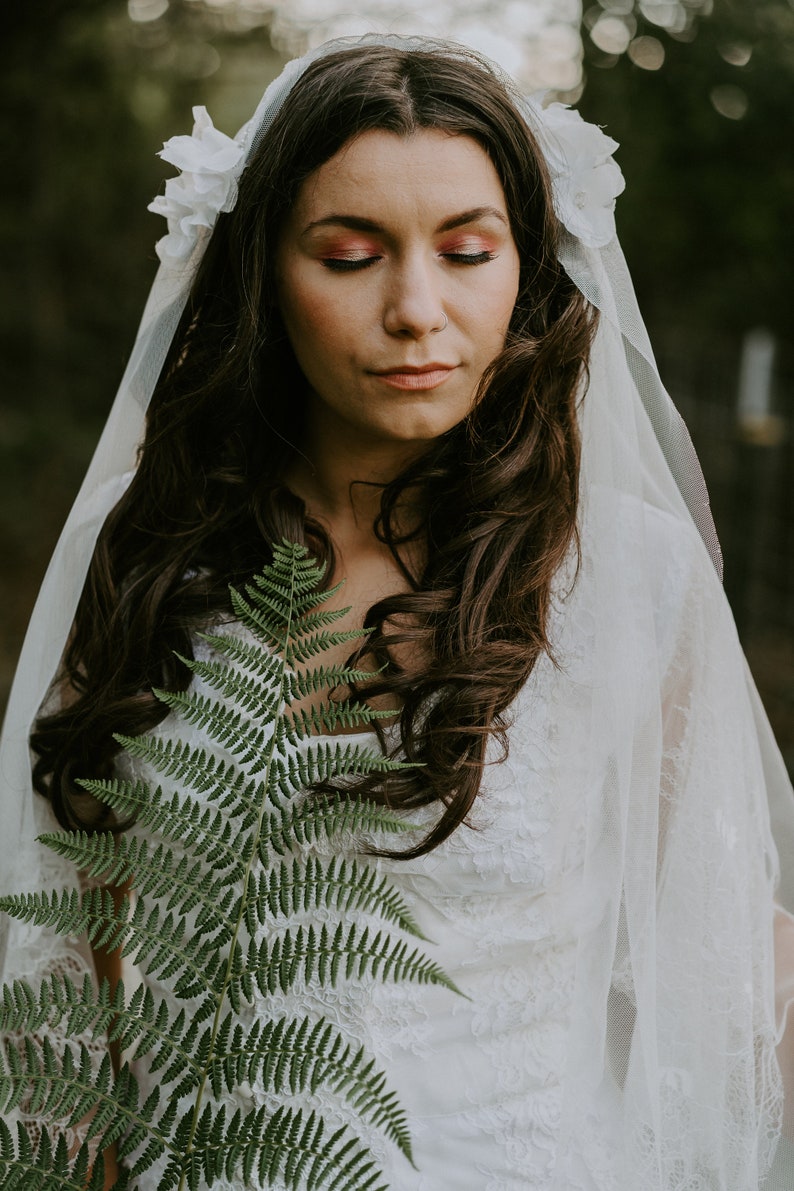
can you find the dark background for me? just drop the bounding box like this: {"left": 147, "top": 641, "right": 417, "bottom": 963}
{"left": 1, "top": 0, "right": 792, "bottom": 768}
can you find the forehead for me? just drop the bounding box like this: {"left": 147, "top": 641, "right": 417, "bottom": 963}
{"left": 291, "top": 129, "right": 509, "bottom": 226}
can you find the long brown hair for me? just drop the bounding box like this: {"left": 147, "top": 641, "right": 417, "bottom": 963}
{"left": 32, "top": 43, "right": 596, "bottom": 854}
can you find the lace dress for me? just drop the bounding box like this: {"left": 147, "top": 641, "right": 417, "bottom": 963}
{"left": 115, "top": 548, "right": 631, "bottom": 1191}
{"left": 122, "top": 690, "right": 622, "bottom": 1190}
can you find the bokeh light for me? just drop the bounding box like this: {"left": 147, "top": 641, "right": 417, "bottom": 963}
{"left": 627, "top": 34, "right": 665, "bottom": 69}
{"left": 709, "top": 83, "right": 749, "bottom": 120}
{"left": 718, "top": 41, "right": 752, "bottom": 67}
{"left": 590, "top": 14, "right": 635, "bottom": 53}
{"left": 128, "top": 0, "right": 170, "bottom": 22}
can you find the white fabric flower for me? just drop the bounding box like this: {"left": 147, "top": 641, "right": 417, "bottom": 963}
{"left": 149, "top": 107, "right": 247, "bottom": 263}
{"left": 526, "top": 96, "right": 625, "bottom": 249}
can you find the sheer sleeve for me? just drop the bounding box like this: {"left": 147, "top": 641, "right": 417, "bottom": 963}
{"left": 768, "top": 897, "right": 794, "bottom": 1185}
{"left": 547, "top": 485, "right": 789, "bottom": 1188}
{"left": 649, "top": 509, "right": 791, "bottom": 1186}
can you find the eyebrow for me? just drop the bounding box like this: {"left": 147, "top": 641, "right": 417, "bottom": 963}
{"left": 302, "top": 206, "right": 509, "bottom": 236}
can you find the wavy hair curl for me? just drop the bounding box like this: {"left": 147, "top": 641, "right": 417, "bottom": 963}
{"left": 32, "top": 43, "right": 596, "bottom": 855}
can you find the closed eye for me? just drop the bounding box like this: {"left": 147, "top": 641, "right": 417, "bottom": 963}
{"left": 442, "top": 250, "right": 496, "bottom": 265}
{"left": 321, "top": 256, "right": 381, "bottom": 272}
{"left": 321, "top": 250, "right": 496, "bottom": 272}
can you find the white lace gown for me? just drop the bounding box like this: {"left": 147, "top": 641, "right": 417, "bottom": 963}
{"left": 114, "top": 523, "right": 639, "bottom": 1191}
{"left": 122, "top": 685, "right": 620, "bottom": 1190}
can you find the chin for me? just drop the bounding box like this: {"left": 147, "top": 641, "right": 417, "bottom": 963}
{"left": 374, "top": 420, "right": 461, "bottom": 447}
{"left": 371, "top": 406, "right": 469, "bottom": 445}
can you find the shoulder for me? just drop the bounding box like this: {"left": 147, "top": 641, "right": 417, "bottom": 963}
{"left": 584, "top": 483, "right": 716, "bottom": 593}
{"left": 642, "top": 500, "right": 713, "bottom": 591}
{"left": 577, "top": 486, "right": 726, "bottom": 668}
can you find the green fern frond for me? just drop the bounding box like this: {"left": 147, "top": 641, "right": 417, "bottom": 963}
{"left": 150, "top": 689, "right": 274, "bottom": 767}
{"left": 226, "top": 584, "right": 370, "bottom": 661}
{"left": 285, "top": 663, "right": 384, "bottom": 699}
{"left": 103, "top": 737, "right": 264, "bottom": 820}
{"left": 172, "top": 653, "right": 282, "bottom": 719}
{"left": 0, "top": 974, "right": 203, "bottom": 1090}
{"left": 39, "top": 832, "right": 240, "bottom": 931}
{"left": 249, "top": 561, "right": 344, "bottom": 608}
{"left": 0, "top": 1038, "right": 164, "bottom": 1162}
{"left": 0, "top": 887, "right": 91, "bottom": 937}
{"left": 0, "top": 540, "right": 458, "bottom": 1189}
{"left": 225, "top": 586, "right": 289, "bottom": 652}
{"left": 0, "top": 889, "right": 218, "bottom": 997}
{"left": 261, "top": 790, "right": 416, "bottom": 856}
{"left": 0, "top": 1120, "right": 111, "bottom": 1191}
{"left": 111, "top": 736, "right": 242, "bottom": 796}
{"left": 250, "top": 855, "right": 424, "bottom": 938}
{"left": 241, "top": 921, "right": 460, "bottom": 999}
{"left": 194, "top": 630, "right": 290, "bottom": 682}
{"left": 170, "top": 1103, "right": 388, "bottom": 1191}
{"left": 279, "top": 605, "right": 359, "bottom": 635}
{"left": 208, "top": 1015, "right": 412, "bottom": 1159}
{"left": 233, "top": 586, "right": 346, "bottom": 638}
{"left": 278, "top": 742, "right": 415, "bottom": 787}
{"left": 75, "top": 780, "right": 247, "bottom": 870}
{"left": 284, "top": 628, "right": 370, "bottom": 667}
{"left": 286, "top": 697, "right": 395, "bottom": 740}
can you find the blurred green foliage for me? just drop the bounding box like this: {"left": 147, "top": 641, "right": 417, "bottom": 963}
{"left": 2, "top": 0, "right": 157, "bottom": 690}
{"left": 580, "top": 0, "right": 794, "bottom": 342}
{"left": 0, "top": 0, "right": 283, "bottom": 701}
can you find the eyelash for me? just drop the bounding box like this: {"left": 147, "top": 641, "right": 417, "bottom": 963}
{"left": 321, "top": 250, "right": 496, "bottom": 273}
{"left": 445, "top": 250, "right": 495, "bottom": 266}
{"left": 321, "top": 257, "right": 380, "bottom": 272}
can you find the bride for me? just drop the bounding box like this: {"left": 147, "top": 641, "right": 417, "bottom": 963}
{"left": 2, "top": 35, "right": 794, "bottom": 1190}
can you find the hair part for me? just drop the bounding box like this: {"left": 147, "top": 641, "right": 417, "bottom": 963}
{"left": 32, "top": 43, "right": 596, "bottom": 854}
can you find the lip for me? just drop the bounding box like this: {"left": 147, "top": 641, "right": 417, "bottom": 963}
{"left": 372, "top": 363, "right": 457, "bottom": 391}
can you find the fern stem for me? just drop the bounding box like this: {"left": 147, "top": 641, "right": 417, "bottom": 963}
{"left": 176, "top": 550, "right": 301, "bottom": 1191}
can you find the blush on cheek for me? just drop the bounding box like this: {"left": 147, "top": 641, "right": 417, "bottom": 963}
{"left": 282, "top": 274, "right": 336, "bottom": 329}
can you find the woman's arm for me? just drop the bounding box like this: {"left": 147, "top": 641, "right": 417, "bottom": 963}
{"left": 88, "top": 879, "right": 129, "bottom": 1189}
{"left": 89, "top": 879, "right": 128, "bottom": 1075}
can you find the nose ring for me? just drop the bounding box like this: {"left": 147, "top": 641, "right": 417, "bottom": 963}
{"left": 433, "top": 313, "right": 448, "bottom": 333}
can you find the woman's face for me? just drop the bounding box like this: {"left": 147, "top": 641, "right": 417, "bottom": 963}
{"left": 276, "top": 128, "right": 521, "bottom": 452}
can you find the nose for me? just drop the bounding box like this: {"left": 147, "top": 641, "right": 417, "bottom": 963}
{"left": 382, "top": 253, "right": 447, "bottom": 339}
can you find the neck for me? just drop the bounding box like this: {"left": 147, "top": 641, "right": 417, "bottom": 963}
{"left": 286, "top": 416, "right": 427, "bottom": 549}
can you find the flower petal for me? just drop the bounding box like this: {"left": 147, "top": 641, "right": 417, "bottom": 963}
{"left": 525, "top": 98, "right": 625, "bottom": 248}
{"left": 150, "top": 106, "right": 246, "bottom": 262}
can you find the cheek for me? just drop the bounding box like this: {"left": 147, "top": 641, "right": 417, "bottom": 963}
{"left": 279, "top": 280, "right": 348, "bottom": 367}
{"left": 466, "top": 272, "right": 519, "bottom": 348}
{"left": 491, "top": 262, "right": 521, "bottom": 336}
